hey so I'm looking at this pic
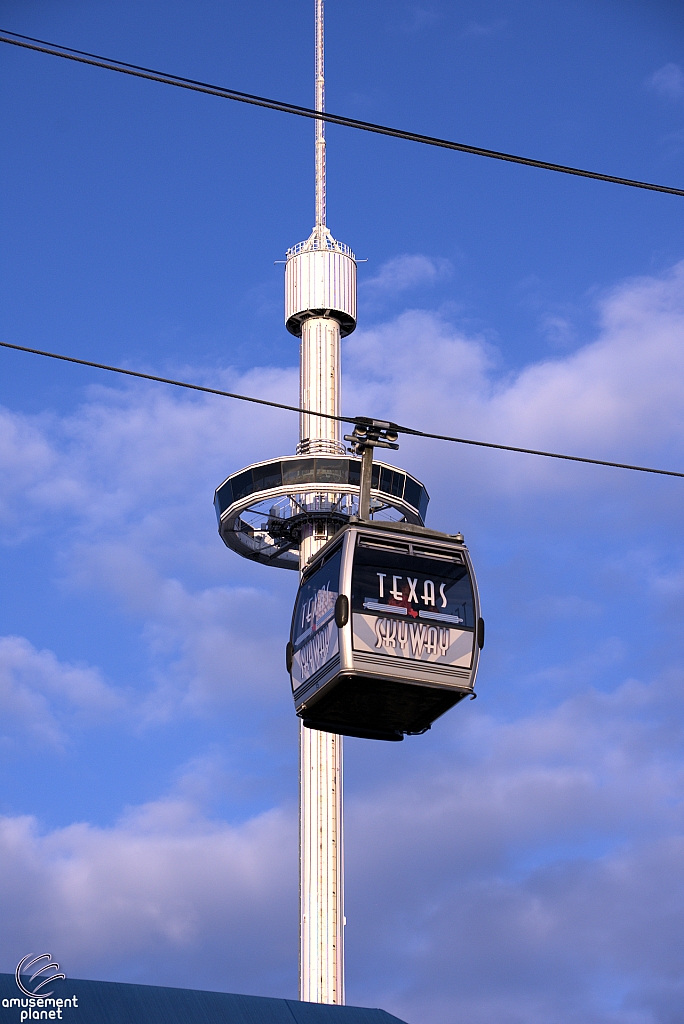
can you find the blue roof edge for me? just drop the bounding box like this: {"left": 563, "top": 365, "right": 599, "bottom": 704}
{"left": 0, "top": 973, "right": 410, "bottom": 1024}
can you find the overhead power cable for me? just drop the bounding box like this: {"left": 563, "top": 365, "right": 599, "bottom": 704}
{"left": 1, "top": 28, "right": 684, "bottom": 198}
{"left": 1, "top": 338, "right": 683, "bottom": 481}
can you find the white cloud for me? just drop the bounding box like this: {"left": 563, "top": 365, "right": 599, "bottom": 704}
{"left": 54, "top": 542, "right": 294, "bottom": 727}
{"left": 648, "top": 63, "right": 684, "bottom": 101}
{"left": 0, "top": 298, "right": 681, "bottom": 1013}
{"left": 0, "top": 256, "right": 682, "bottom": 752}
{"left": 0, "top": 408, "right": 65, "bottom": 541}
{"left": 345, "top": 261, "right": 684, "bottom": 496}
{"left": 0, "top": 364, "right": 299, "bottom": 547}
{"left": 344, "top": 674, "right": 684, "bottom": 1022}
{"left": 0, "top": 784, "right": 297, "bottom": 995}
{"left": 395, "top": 5, "right": 439, "bottom": 34}
{"left": 5, "top": 259, "right": 684, "bottom": 556}
{"left": 135, "top": 573, "right": 291, "bottom": 721}
{"left": 0, "top": 669, "right": 681, "bottom": 1020}
{"left": 461, "top": 19, "right": 507, "bottom": 38}
{"left": 2, "top": 261, "right": 684, "bottom": 739}
{"left": 539, "top": 312, "right": 575, "bottom": 347}
{"left": 0, "top": 363, "right": 300, "bottom": 734}
{"left": 361, "top": 255, "right": 452, "bottom": 298}
{"left": 0, "top": 636, "right": 124, "bottom": 747}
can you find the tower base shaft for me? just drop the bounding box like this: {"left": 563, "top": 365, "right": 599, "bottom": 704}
{"left": 299, "top": 721, "right": 344, "bottom": 1004}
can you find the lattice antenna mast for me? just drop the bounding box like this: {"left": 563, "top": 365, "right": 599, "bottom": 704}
{"left": 315, "top": 0, "right": 326, "bottom": 229}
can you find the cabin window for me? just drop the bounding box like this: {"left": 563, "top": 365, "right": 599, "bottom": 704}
{"left": 292, "top": 547, "right": 343, "bottom": 649}
{"left": 351, "top": 540, "right": 474, "bottom": 629}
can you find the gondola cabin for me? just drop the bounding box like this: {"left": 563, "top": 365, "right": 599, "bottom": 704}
{"left": 287, "top": 520, "right": 484, "bottom": 741}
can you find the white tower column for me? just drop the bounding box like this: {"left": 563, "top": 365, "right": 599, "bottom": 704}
{"left": 298, "top": 317, "right": 343, "bottom": 456}
{"left": 298, "top": 313, "right": 345, "bottom": 1004}
{"left": 291, "top": 2, "right": 352, "bottom": 1003}
{"left": 299, "top": 710, "right": 344, "bottom": 1004}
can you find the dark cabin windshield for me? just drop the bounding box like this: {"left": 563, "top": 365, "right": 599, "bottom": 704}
{"left": 351, "top": 537, "right": 474, "bottom": 629}
{"left": 292, "top": 546, "right": 342, "bottom": 649}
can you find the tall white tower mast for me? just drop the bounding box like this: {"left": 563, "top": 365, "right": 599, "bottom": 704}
{"left": 216, "top": 0, "right": 356, "bottom": 1004}
{"left": 213, "top": 0, "right": 429, "bottom": 1004}
{"left": 287, "top": 0, "right": 356, "bottom": 1004}
{"left": 299, "top": 0, "right": 343, "bottom": 1002}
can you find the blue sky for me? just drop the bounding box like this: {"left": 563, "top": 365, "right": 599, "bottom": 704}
{"left": 1, "top": 1, "right": 684, "bottom": 1021}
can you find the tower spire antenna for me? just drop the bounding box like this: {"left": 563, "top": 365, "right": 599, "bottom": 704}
{"left": 315, "top": 0, "right": 326, "bottom": 229}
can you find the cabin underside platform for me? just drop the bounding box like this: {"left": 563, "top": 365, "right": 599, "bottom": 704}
{"left": 300, "top": 674, "right": 469, "bottom": 741}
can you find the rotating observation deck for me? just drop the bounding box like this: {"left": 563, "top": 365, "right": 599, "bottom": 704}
{"left": 214, "top": 454, "right": 429, "bottom": 570}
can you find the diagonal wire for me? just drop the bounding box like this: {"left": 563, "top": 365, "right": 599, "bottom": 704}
{"left": 1, "top": 28, "right": 684, "bottom": 197}
{"left": 1, "top": 338, "right": 683, "bottom": 480}
{"left": 0, "top": 339, "right": 308, "bottom": 417}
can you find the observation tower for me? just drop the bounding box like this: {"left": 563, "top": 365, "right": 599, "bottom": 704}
{"left": 289, "top": 1, "right": 351, "bottom": 1003}
{"left": 214, "top": 0, "right": 430, "bottom": 1005}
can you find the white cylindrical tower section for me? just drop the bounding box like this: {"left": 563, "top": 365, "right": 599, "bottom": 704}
{"left": 299, "top": 317, "right": 341, "bottom": 455}
{"left": 293, "top": 3, "right": 350, "bottom": 1005}
{"left": 285, "top": 232, "right": 357, "bottom": 339}
{"left": 299, "top": 722, "right": 344, "bottom": 1005}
